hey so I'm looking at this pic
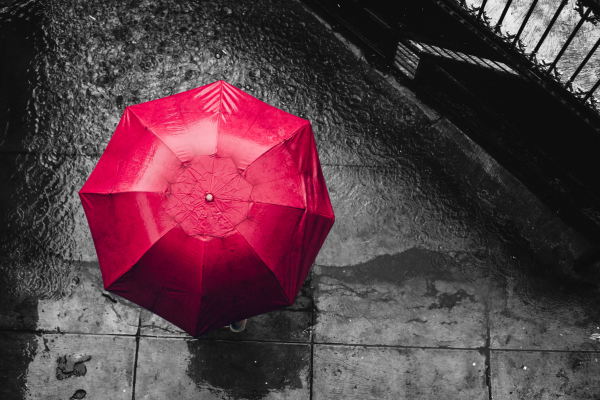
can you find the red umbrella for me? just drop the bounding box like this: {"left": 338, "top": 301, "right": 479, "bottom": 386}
{"left": 79, "top": 80, "right": 334, "bottom": 336}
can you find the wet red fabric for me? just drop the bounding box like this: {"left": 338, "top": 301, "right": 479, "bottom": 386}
{"left": 79, "top": 81, "right": 335, "bottom": 337}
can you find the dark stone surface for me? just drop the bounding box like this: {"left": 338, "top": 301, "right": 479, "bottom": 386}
{"left": 187, "top": 341, "right": 309, "bottom": 399}
{"left": 0, "top": 333, "right": 135, "bottom": 399}
{"left": 314, "top": 248, "right": 488, "bottom": 347}
{"left": 313, "top": 345, "right": 488, "bottom": 399}
{"left": 492, "top": 350, "right": 600, "bottom": 399}
{"left": 135, "top": 337, "right": 310, "bottom": 399}
{"left": 0, "top": 332, "right": 37, "bottom": 400}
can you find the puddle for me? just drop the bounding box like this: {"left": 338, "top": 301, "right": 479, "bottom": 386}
{"left": 317, "top": 248, "right": 457, "bottom": 287}
{"left": 56, "top": 354, "right": 92, "bottom": 380}
{"left": 186, "top": 341, "right": 308, "bottom": 399}
{"left": 70, "top": 389, "right": 87, "bottom": 399}
{"left": 1, "top": 332, "right": 38, "bottom": 399}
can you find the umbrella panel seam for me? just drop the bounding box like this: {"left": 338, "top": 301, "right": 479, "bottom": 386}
{"left": 213, "top": 81, "right": 225, "bottom": 158}
{"left": 80, "top": 190, "right": 170, "bottom": 195}
{"left": 215, "top": 81, "right": 260, "bottom": 147}
{"left": 242, "top": 122, "right": 310, "bottom": 173}
{"left": 127, "top": 107, "right": 186, "bottom": 165}
{"left": 231, "top": 226, "right": 293, "bottom": 306}
{"left": 147, "top": 247, "right": 183, "bottom": 313}
{"left": 306, "top": 210, "right": 336, "bottom": 221}
{"left": 247, "top": 171, "right": 304, "bottom": 187}
{"left": 103, "top": 223, "right": 179, "bottom": 290}
{"left": 250, "top": 201, "right": 306, "bottom": 214}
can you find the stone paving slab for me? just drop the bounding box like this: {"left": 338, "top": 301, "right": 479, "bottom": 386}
{"left": 313, "top": 248, "right": 488, "bottom": 348}
{"left": 135, "top": 337, "right": 310, "bottom": 399}
{"left": 139, "top": 276, "right": 313, "bottom": 342}
{"left": 0, "top": 332, "right": 135, "bottom": 400}
{"left": 491, "top": 350, "right": 600, "bottom": 399}
{"left": 316, "top": 165, "right": 473, "bottom": 268}
{"left": 0, "top": 262, "right": 140, "bottom": 335}
{"left": 314, "top": 162, "right": 493, "bottom": 346}
{"left": 313, "top": 345, "right": 488, "bottom": 399}
{"left": 488, "top": 272, "right": 600, "bottom": 351}
{"left": 315, "top": 162, "right": 509, "bottom": 278}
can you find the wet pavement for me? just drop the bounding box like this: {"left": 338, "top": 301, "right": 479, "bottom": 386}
{"left": 1, "top": 0, "right": 600, "bottom": 399}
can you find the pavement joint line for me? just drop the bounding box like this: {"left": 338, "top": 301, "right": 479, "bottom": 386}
{"left": 139, "top": 336, "right": 312, "bottom": 345}
{"left": 0, "top": 328, "right": 137, "bottom": 338}
{"left": 131, "top": 310, "right": 142, "bottom": 400}
{"left": 313, "top": 341, "right": 488, "bottom": 351}
{"left": 312, "top": 341, "right": 600, "bottom": 353}
{"left": 3, "top": 329, "right": 598, "bottom": 353}
{"left": 488, "top": 347, "right": 600, "bottom": 354}
{"left": 309, "top": 267, "right": 315, "bottom": 400}
{"left": 484, "top": 293, "right": 493, "bottom": 400}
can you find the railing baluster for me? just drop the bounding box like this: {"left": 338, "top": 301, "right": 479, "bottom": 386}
{"left": 495, "top": 0, "right": 514, "bottom": 32}
{"left": 548, "top": 7, "right": 592, "bottom": 74}
{"left": 530, "top": 0, "right": 569, "bottom": 59}
{"left": 583, "top": 76, "right": 600, "bottom": 102}
{"left": 513, "top": 0, "right": 539, "bottom": 46}
{"left": 568, "top": 36, "right": 600, "bottom": 84}
{"left": 477, "top": 0, "right": 489, "bottom": 20}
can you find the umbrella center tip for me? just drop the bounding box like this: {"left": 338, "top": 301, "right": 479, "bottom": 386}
{"left": 205, "top": 193, "right": 214, "bottom": 202}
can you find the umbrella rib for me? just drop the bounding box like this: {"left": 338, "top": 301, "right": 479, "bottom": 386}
{"left": 306, "top": 210, "right": 336, "bottom": 221}
{"left": 213, "top": 81, "right": 225, "bottom": 156}
{"left": 148, "top": 249, "right": 183, "bottom": 313}
{"left": 247, "top": 171, "right": 304, "bottom": 187}
{"left": 128, "top": 107, "right": 187, "bottom": 164}
{"left": 223, "top": 104, "right": 262, "bottom": 146}
{"left": 209, "top": 167, "right": 251, "bottom": 196}
{"left": 251, "top": 201, "right": 306, "bottom": 213}
{"left": 233, "top": 226, "right": 292, "bottom": 306}
{"left": 243, "top": 122, "right": 310, "bottom": 173}
{"left": 87, "top": 190, "right": 169, "bottom": 195}
{"left": 104, "top": 223, "right": 179, "bottom": 290}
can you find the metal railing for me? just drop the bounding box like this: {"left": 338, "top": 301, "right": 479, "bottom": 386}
{"left": 456, "top": 0, "right": 600, "bottom": 114}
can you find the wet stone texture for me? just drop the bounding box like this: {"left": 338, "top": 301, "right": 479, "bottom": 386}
{"left": 489, "top": 272, "right": 600, "bottom": 352}
{"left": 0, "top": 262, "right": 140, "bottom": 335}
{"left": 1, "top": 0, "right": 600, "bottom": 398}
{"left": 135, "top": 337, "right": 310, "bottom": 399}
{"left": 0, "top": 332, "right": 135, "bottom": 400}
{"left": 492, "top": 350, "right": 600, "bottom": 399}
{"left": 314, "top": 249, "right": 488, "bottom": 347}
{"left": 313, "top": 345, "right": 487, "bottom": 399}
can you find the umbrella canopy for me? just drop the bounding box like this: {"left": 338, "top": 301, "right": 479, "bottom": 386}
{"left": 79, "top": 80, "right": 334, "bottom": 336}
